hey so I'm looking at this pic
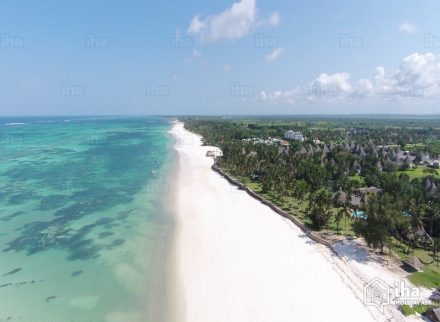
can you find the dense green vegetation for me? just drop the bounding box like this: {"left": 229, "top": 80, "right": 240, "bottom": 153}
{"left": 400, "top": 303, "right": 437, "bottom": 316}
{"left": 184, "top": 115, "right": 440, "bottom": 155}
{"left": 184, "top": 116, "right": 440, "bottom": 286}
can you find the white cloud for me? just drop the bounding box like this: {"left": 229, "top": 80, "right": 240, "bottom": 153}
{"left": 265, "top": 47, "right": 285, "bottom": 62}
{"left": 267, "top": 12, "right": 280, "bottom": 27}
{"left": 309, "top": 72, "right": 351, "bottom": 97}
{"left": 259, "top": 52, "right": 440, "bottom": 105}
{"left": 192, "top": 49, "right": 202, "bottom": 58}
{"left": 374, "top": 66, "right": 385, "bottom": 82}
{"left": 390, "top": 52, "right": 440, "bottom": 96}
{"left": 353, "top": 78, "right": 374, "bottom": 97}
{"left": 259, "top": 88, "right": 299, "bottom": 104}
{"left": 188, "top": 0, "right": 256, "bottom": 42}
{"left": 187, "top": 17, "right": 205, "bottom": 35}
{"left": 399, "top": 21, "right": 418, "bottom": 35}
{"left": 309, "top": 53, "right": 440, "bottom": 100}
{"left": 187, "top": 0, "right": 279, "bottom": 42}
{"left": 184, "top": 49, "right": 203, "bottom": 63}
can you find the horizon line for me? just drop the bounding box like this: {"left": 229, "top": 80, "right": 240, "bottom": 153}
{"left": 1, "top": 113, "right": 440, "bottom": 118}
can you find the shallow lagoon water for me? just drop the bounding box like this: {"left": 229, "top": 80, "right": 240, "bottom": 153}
{"left": 0, "top": 116, "right": 173, "bottom": 322}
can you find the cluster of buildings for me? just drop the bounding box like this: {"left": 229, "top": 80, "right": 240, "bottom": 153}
{"left": 240, "top": 130, "right": 305, "bottom": 147}
{"left": 241, "top": 137, "right": 290, "bottom": 146}
{"left": 297, "top": 141, "right": 438, "bottom": 167}
{"left": 376, "top": 146, "right": 440, "bottom": 169}
{"left": 335, "top": 179, "right": 437, "bottom": 224}
{"left": 240, "top": 129, "right": 439, "bottom": 171}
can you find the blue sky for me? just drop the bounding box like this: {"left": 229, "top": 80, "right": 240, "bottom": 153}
{"left": 1, "top": 0, "right": 440, "bottom": 115}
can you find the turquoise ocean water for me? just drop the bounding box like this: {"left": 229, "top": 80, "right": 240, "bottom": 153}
{"left": 0, "top": 116, "right": 174, "bottom": 322}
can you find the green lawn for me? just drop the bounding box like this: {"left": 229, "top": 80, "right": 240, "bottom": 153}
{"left": 400, "top": 303, "right": 438, "bottom": 316}
{"left": 348, "top": 175, "right": 366, "bottom": 186}
{"left": 414, "top": 304, "right": 438, "bottom": 315}
{"left": 400, "top": 304, "right": 416, "bottom": 316}
{"left": 398, "top": 166, "right": 440, "bottom": 180}
{"left": 409, "top": 270, "right": 440, "bottom": 289}
{"left": 391, "top": 238, "right": 440, "bottom": 288}
{"left": 406, "top": 143, "right": 426, "bottom": 150}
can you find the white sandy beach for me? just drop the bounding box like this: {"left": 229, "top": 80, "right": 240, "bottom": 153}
{"left": 169, "top": 122, "right": 411, "bottom": 322}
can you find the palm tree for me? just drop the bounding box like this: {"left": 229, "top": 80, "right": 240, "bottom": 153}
{"left": 433, "top": 238, "right": 440, "bottom": 267}
{"left": 426, "top": 200, "right": 440, "bottom": 240}
{"left": 408, "top": 198, "right": 426, "bottom": 232}
{"left": 341, "top": 202, "right": 353, "bottom": 230}
{"left": 353, "top": 194, "right": 399, "bottom": 254}
{"left": 335, "top": 207, "right": 350, "bottom": 234}
{"left": 332, "top": 188, "right": 354, "bottom": 230}
{"left": 307, "top": 188, "right": 333, "bottom": 230}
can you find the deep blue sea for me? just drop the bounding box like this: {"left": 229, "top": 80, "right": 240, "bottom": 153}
{"left": 0, "top": 116, "right": 174, "bottom": 322}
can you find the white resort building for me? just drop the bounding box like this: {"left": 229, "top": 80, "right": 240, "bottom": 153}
{"left": 284, "top": 130, "right": 305, "bottom": 142}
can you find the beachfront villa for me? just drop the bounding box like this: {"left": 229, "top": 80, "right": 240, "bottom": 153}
{"left": 206, "top": 150, "right": 223, "bottom": 158}
{"left": 284, "top": 130, "right": 305, "bottom": 142}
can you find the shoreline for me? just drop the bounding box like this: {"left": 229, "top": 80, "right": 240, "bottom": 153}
{"left": 142, "top": 120, "right": 183, "bottom": 322}
{"left": 169, "top": 121, "right": 395, "bottom": 322}
{"left": 161, "top": 120, "right": 187, "bottom": 322}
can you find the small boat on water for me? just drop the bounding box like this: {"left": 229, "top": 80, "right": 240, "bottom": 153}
{"left": 151, "top": 170, "right": 156, "bottom": 174}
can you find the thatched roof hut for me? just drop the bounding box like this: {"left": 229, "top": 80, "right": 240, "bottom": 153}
{"left": 427, "top": 308, "right": 440, "bottom": 322}
{"left": 402, "top": 256, "right": 423, "bottom": 272}
{"left": 334, "top": 190, "right": 362, "bottom": 208}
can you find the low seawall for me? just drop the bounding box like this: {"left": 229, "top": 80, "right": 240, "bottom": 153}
{"left": 211, "top": 165, "right": 333, "bottom": 248}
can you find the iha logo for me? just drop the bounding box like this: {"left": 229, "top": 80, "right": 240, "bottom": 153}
{"left": 339, "top": 34, "right": 363, "bottom": 49}
{"left": 84, "top": 34, "right": 108, "bottom": 48}
{"left": 364, "top": 277, "right": 390, "bottom": 313}
{"left": 392, "top": 281, "right": 428, "bottom": 306}
{"left": 230, "top": 83, "right": 254, "bottom": 98}
{"left": 61, "top": 82, "right": 85, "bottom": 97}
{"left": 254, "top": 33, "right": 278, "bottom": 49}
{"left": 170, "top": 34, "right": 193, "bottom": 48}
{"left": 0, "top": 34, "right": 24, "bottom": 48}
{"left": 424, "top": 33, "right": 440, "bottom": 49}
{"left": 364, "top": 277, "right": 428, "bottom": 312}
{"left": 146, "top": 82, "right": 170, "bottom": 97}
